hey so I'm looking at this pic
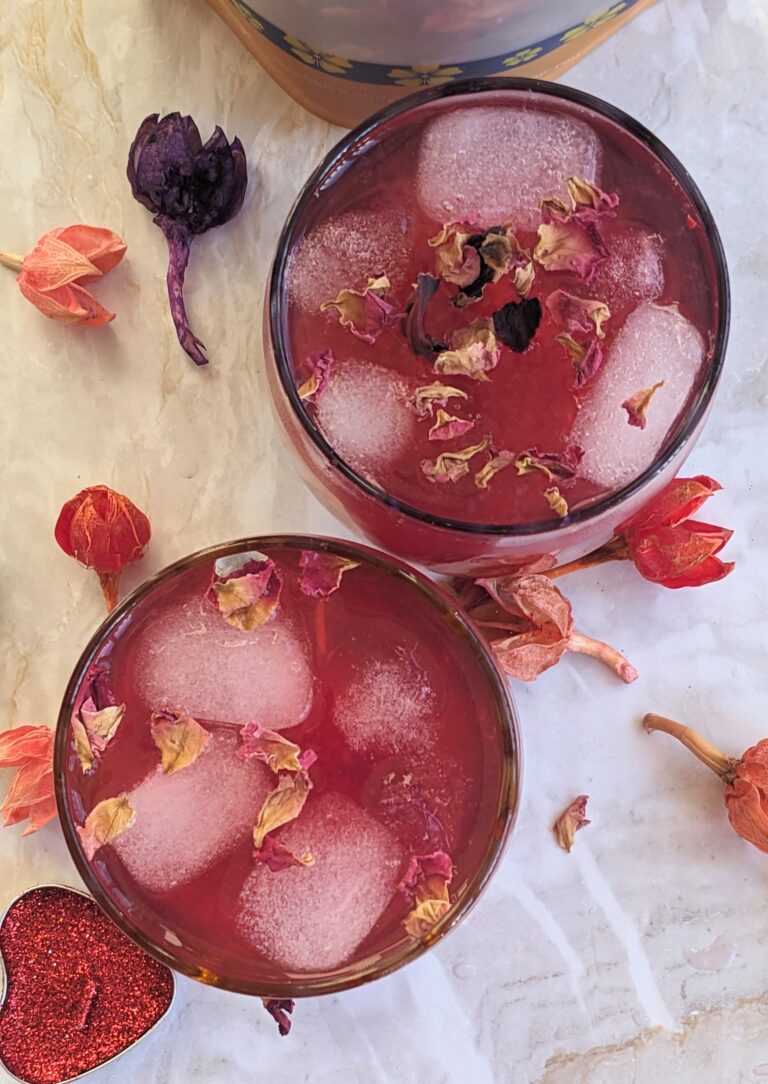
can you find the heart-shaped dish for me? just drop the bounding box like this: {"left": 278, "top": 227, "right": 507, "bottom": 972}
{"left": 0, "top": 884, "right": 175, "bottom": 1084}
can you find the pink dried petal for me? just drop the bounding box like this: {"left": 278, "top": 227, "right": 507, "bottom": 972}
{"left": 253, "top": 834, "right": 314, "bottom": 871}
{"left": 207, "top": 552, "right": 283, "bottom": 630}
{"left": 553, "top": 795, "right": 590, "bottom": 852}
{"left": 298, "top": 550, "right": 359, "bottom": 597}
{"left": 320, "top": 275, "right": 400, "bottom": 344}
{"left": 297, "top": 350, "right": 336, "bottom": 402}
{"left": 534, "top": 220, "right": 606, "bottom": 281}
{"left": 622, "top": 381, "right": 665, "bottom": 429}
{"left": 546, "top": 290, "right": 610, "bottom": 338}
{"left": 428, "top": 410, "right": 475, "bottom": 442}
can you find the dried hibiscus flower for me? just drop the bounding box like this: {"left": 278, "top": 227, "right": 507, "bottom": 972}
{"left": 421, "top": 436, "right": 491, "bottom": 484}
{"left": 402, "top": 273, "right": 447, "bottom": 361}
{"left": 434, "top": 321, "right": 500, "bottom": 381}
{"left": 320, "top": 275, "right": 400, "bottom": 343}
{"left": 262, "top": 998, "right": 295, "bottom": 1037}
{"left": 298, "top": 350, "right": 335, "bottom": 402}
{"left": 71, "top": 661, "right": 125, "bottom": 774}
{"left": 399, "top": 851, "right": 453, "bottom": 937}
{"left": 151, "top": 710, "right": 210, "bottom": 774}
{"left": 0, "top": 725, "right": 56, "bottom": 835}
{"left": 207, "top": 552, "right": 283, "bottom": 630}
{"left": 553, "top": 795, "right": 590, "bottom": 852}
{"left": 298, "top": 550, "right": 359, "bottom": 598}
{"left": 127, "top": 112, "right": 247, "bottom": 366}
{"left": 55, "top": 485, "right": 151, "bottom": 613}
{"left": 644, "top": 713, "right": 768, "bottom": 856}
{"left": 549, "top": 476, "right": 734, "bottom": 589}
{"left": 409, "top": 382, "right": 468, "bottom": 418}
{"left": 1, "top": 225, "right": 126, "bottom": 326}
{"left": 469, "top": 574, "right": 638, "bottom": 683}
{"left": 622, "top": 381, "right": 665, "bottom": 428}
{"left": 77, "top": 795, "right": 135, "bottom": 859}
{"left": 492, "top": 297, "right": 542, "bottom": 353}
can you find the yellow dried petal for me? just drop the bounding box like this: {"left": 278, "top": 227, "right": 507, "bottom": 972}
{"left": 72, "top": 717, "right": 94, "bottom": 773}
{"left": 239, "top": 722, "right": 303, "bottom": 774}
{"left": 253, "top": 771, "right": 312, "bottom": 849}
{"left": 545, "top": 487, "right": 569, "bottom": 517}
{"left": 77, "top": 795, "right": 135, "bottom": 860}
{"left": 151, "top": 712, "right": 211, "bottom": 775}
{"left": 402, "top": 898, "right": 450, "bottom": 938}
{"left": 421, "top": 436, "right": 491, "bottom": 484}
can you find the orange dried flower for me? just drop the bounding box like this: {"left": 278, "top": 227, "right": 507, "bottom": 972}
{"left": 55, "top": 485, "right": 151, "bottom": 612}
{"left": 0, "top": 725, "right": 56, "bottom": 835}
{"left": 1, "top": 225, "right": 126, "bottom": 326}
{"left": 644, "top": 713, "right": 768, "bottom": 854}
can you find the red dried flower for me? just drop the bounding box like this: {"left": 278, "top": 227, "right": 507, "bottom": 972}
{"left": 0, "top": 725, "right": 56, "bottom": 835}
{"left": 261, "top": 998, "right": 295, "bottom": 1036}
{"left": 55, "top": 485, "right": 151, "bottom": 612}
{"left": 644, "top": 713, "right": 768, "bottom": 855}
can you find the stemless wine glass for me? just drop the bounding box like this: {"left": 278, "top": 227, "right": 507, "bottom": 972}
{"left": 55, "top": 535, "right": 519, "bottom": 999}
{"left": 264, "top": 77, "right": 729, "bottom": 576}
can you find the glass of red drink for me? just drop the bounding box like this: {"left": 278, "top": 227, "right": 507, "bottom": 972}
{"left": 54, "top": 536, "right": 519, "bottom": 997}
{"left": 265, "top": 78, "right": 729, "bottom": 576}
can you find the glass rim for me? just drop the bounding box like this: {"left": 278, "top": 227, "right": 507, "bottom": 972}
{"left": 54, "top": 534, "right": 521, "bottom": 999}
{"left": 268, "top": 75, "right": 730, "bottom": 538}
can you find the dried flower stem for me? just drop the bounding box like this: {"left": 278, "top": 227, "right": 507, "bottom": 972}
{"left": 98, "top": 573, "right": 119, "bottom": 613}
{"left": 0, "top": 250, "right": 24, "bottom": 272}
{"left": 643, "top": 713, "right": 737, "bottom": 778}
{"left": 568, "top": 630, "right": 638, "bottom": 683}
{"left": 546, "top": 537, "right": 629, "bottom": 580}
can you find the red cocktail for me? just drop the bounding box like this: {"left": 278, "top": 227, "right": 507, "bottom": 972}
{"left": 266, "top": 79, "right": 728, "bottom": 574}
{"left": 55, "top": 537, "right": 518, "bottom": 996}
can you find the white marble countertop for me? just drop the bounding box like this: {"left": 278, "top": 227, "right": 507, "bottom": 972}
{"left": 1, "top": 1, "right": 767, "bottom": 1081}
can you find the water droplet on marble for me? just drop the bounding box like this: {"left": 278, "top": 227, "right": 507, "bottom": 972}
{"left": 683, "top": 934, "right": 734, "bottom": 971}
{"left": 452, "top": 962, "right": 476, "bottom": 980}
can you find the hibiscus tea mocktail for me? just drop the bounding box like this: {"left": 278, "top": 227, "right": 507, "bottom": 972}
{"left": 57, "top": 539, "right": 516, "bottom": 993}
{"left": 268, "top": 80, "right": 726, "bottom": 572}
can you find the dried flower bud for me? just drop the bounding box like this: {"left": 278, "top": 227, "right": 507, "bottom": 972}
{"left": 127, "top": 112, "right": 247, "bottom": 366}
{"left": 55, "top": 485, "right": 151, "bottom": 612}
{"left": 1, "top": 225, "right": 126, "bottom": 327}
{"left": 0, "top": 725, "right": 56, "bottom": 835}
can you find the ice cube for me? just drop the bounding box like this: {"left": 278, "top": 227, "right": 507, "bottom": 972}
{"left": 288, "top": 208, "right": 412, "bottom": 314}
{"left": 131, "top": 594, "right": 313, "bottom": 729}
{"left": 315, "top": 360, "right": 416, "bottom": 476}
{"left": 571, "top": 303, "right": 705, "bottom": 489}
{"left": 236, "top": 792, "right": 403, "bottom": 973}
{"left": 416, "top": 106, "right": 602, "bottom": 230}
{"left": 589, "top": 228, "right": 665, "bottom": 310}
{"left": 334, "top": 650, "right": 435, "bottom": 756}
{"left": 113, "top": 733, "right": 272, "bottom": 893}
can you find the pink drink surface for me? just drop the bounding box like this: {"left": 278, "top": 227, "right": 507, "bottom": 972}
{"left": 284, "top": 91, "right": 719, "bottom": 527}
{"left": 63, "top": 544, "right": 510, "bottom": 985}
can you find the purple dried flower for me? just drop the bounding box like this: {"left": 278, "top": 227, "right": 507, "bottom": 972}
{"left": 127, "top": 112, "right": 248, "bottom": 366}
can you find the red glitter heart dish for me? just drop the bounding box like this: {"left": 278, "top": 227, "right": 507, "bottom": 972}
{"left": 0, "top": 885, "right": 175, "bottom": 1084}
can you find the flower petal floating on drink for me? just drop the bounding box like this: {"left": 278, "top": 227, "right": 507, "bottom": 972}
{"left": 207, "top": 552, "right": 283, "bottom": 630}
{"left": 298, "top": 550, "right": 359, "bottom": 597}
{"left": 0, "top": 725, "right": 56, "bottom": 835}
{"left": 55, "top": 485, "right": 151, "bottom": 613}
{"left": 127, "top": 111, "right": 247, "bottom": 366}
{"left": 644, "top": 714, "right": 768, "bottom": 855}
{"left": 399, "top": 850, "right": 454, "bottom": 937}
{"left": 71, "top": 661, "right": 125, "bottom": 774}
{"left": 0, "top": 224, "right": 126, "bottom": 326}
{"left": 320, "top": 275, "right": 401, "bottom": 343}
{"left": 151, "top": 710, "right": 211, "bottom": 775}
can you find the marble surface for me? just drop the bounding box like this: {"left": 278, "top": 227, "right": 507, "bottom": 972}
{"left": 1, "top": 0, "right": 767, "bottom": 1081}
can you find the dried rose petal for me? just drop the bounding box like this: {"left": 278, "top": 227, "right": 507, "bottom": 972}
{"left": 253, "top": 834, "right": 315, "bottom": 871}
{"left": 534, "top": 220, "right": 606, "bottom": 281}
{"left": 546, "top": 290, "right": 610, "bottom": 338}
{"left": 544, "top": 487, "right": 569, "bottom": 517}
{"left": 421, "top": 436, "right": 491, "bottom": 484}
{"left": 151, "top": 710, "right": 211, "bottom": 775}
{"left": 556, "top": 332, "right": 605, "bottom": 388}
{"left": 0, "top": 725, "right": 56, "bottom": 836}
{"left": 474, "top": 449, "right": 516, "bottom": 489}
{"left": 409, "top": 382, "right": 469, "bottom": 418}
{"left": 298, "top": 350, "right": 335, "bottom": 402}
{"left": 402, "top": 273, "right": 447, "bottom": 361}
{"left": 55, "top": 485, "right": 151, "bottom": 613}
{"left": 399, "top": 850, "right": 453, "bottom": 937}
{"left": 238, "top": 722, "right": 304, "bottom": 774}
{"left": 298, "top": 550, "right": 359, "bottom": 598}
{"left": 434, "top": 321, "right": 500, "bottom": 381}
{"left": 492, "top": 297, "right": 542, "bottom": 353}
{"left": 543, "top": 177, "right": 620, "bottom": 226}
{"left": 476, "top": 226, "right": 534, "bottom": 298}
{"left": 262, "top": 998, "right": 295, "bottom": 1037}
{"left": 428, "top": 410, "right": 475, "bottom": 442}
{"left": 403, "top": 898, "right": 451, "bottom": 937}
{"left": 622, "top": 381, "right": 665, "bottom": 429}
{"left": 428, "top": 223, "right": 482, "bottom": 288}
{"left": 253, "top": 771, "right": 313, "bottom": 849}
{"left": 71, "top": 661, "right": 125, "bottom": 774}
{"left": 553, "top": 795, "right": 590, "bottom": 852}
{"left": 207, "top": 552, "right": 283, "bottom": 630}
{"left": 514, "top": 446, "right": 584, "bottom": 481}
{"left": 320, "top": 275, "right": 400, "bottom": 344}
{"left": 77, "top": 795, "right": 135, "bottom": 860}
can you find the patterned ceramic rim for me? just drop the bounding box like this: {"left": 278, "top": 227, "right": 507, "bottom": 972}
{"left": 229, "top": 0, "right": 641, "bottom": 85}
{"left": 0, "top": 883, "right": 176, "bottom": 1084}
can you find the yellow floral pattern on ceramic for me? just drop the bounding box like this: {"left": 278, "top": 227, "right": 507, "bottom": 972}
{"left": 387, "top": 64, "right": 464, "bottom": 88}
{"left": 502, "top": 47, "right": 544, "bottom": 69}
{"left": 560, "top": 3, "right": 628, "bottom": 43}
{"left": 284, "top": 35, "right": 352, "bottom": 75}
{"left": 231, "top": 1, "right": 263, "bottom": 34}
